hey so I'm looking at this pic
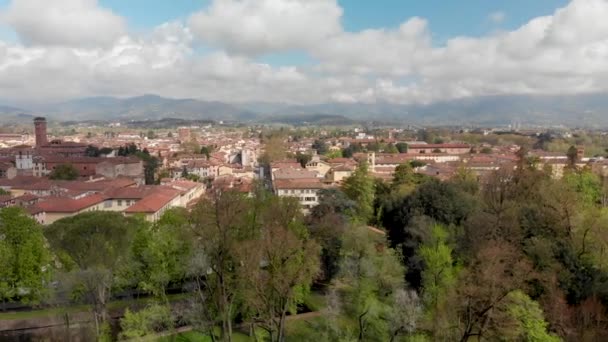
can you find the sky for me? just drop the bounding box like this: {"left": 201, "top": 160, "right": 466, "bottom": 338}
{"left": 2, "top": 0, "right": 607, "bottom": 106}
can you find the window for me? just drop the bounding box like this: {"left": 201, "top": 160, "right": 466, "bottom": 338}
{"left": 117, "top": 200, "right": 123, "bottom": 206}
{"left": 104, "top": 201, "right": 111, "bottom": 208}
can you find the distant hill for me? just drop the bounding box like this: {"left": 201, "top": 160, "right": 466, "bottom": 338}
{"left": 0, "top": 106, "right": 34, "bottom": 124}
{"left": 266, "top": 114, "right": 356, "bottom": 126}
{"left": 36, "top": 94, "right": 257, "bottom": 122}
{"left": 3, "top": 93, "right": 608, "bottom": 127}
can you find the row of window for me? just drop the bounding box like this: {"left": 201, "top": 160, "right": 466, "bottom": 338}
{"left": 281, "top": 189, "right": 318, "bottom": 195}
{"left": 103, "top": 199, "right": 135, "bottom": 208}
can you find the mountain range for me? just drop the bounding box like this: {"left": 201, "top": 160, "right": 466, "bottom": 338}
{"left": 2, "top": 93, "right": 608, "bottom": 127}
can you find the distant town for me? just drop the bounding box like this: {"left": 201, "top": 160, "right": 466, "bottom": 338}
{"left": 0, "top": 116, "right": 606, "bottom": 224}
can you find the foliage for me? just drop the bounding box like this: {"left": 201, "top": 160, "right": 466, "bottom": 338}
{"left": 188, "top": 191, "right": 256, "bottom": 341}
{"left": 342, "top": 161, "right": 375, "bottom": 223}
{"left": 296, "top": 152, "right": 312, "bottom": 168}
{"left": 49, "top": 163, "right": 79, "bottom": 180}
{"left": 45, "top": 212, "right": 143, "bottom": 336}
{"left": 312, "top": 139, "right": 329, "bottom": 155}
{"left": 200, "top": 145, "right": 213, "bottom": 159}
{"left": 385, "top": 143, "right": 399, "bottom": 153}
{"left": 419, "top": 225, "right": 458, "bottom": 320}
{"left": 119, "top": 304, "right": 172, "bottom": 340}
{"left": 130, "top": 208, "right": 192, "bottom": 300}
{"left": 238, "top": 196, "right": 321, "bottom": 342}
{"left": 325, "top": 149, "right": 343, "bottom": 159}
{"left": 395, "top": 142, "right": 408, "bottom": 153}
{"left": 328, "top": 225, "right": 405, "bottom": 342}
{"left": 504, "top": 291, "right": 560, "bottom": 342}
{"left": 0, "top": 207, "right": 50, "bottom": 303}
{"left": 563, "top": 169, "right": 602, "bottom": 207}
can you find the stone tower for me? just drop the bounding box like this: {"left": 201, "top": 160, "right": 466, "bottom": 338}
{"left": 34, "top": 117, "right": 48, "bottom": 147}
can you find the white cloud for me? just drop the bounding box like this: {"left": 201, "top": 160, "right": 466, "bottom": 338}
{"left": 0, "top": 0, "right": 126, "bottom": 47}
{"left": 188, "top": 0, "right": 342, "bottom": 55}
{"left": 313, "top": 17, "right": 431, "bottom": 77}
{"left": 2, "top": 0, "right": 608, "bottom": 105}
{"left": 488, "top": 11, "right": 506, "bottom": 24}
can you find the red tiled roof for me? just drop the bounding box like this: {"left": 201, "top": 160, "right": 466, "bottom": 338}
{"left": 167, "top": 180, "right": 201, "bottom": 192}
{"left": 409, "top": 144, "right": 470, "bottom": 149}
{"left": 14, "top": 193, "right": 39, "bottom": 202}
{"left": 25, "top": 205, "right": 44, "bottom": 215}
{"left": 103, "top": 186, "right": 152, "bottom": 199}
{"left": 273, "top": 178, "right": 330, "bottom": 190}
{"left": 0, "top": 175, "right": 39, "bottom": 187}
{"left": 124, "top": 189, "right": 180, "bottom": 213}
{"left": 37, "top": 193, "right": 107, "bottom": 213}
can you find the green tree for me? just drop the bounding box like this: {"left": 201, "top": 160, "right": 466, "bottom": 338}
{"left": 200, "top": 145, "right": 213, "bottom": 160}
{"left": 0, "top": 207, "right": 50, "bottom": 304}
{"left": 147, "top": 130, "right": 156, "bottom": 140}
{"left": 564, "top": 169, "right": 602, "bottom": 207}
{"left": 385, "top": 143, "right": 399, "bottom": 154}
{"left": 239, "top": 197, "right": 321, "bottom": 342}
{"left": 395, "top": 142, "right": 408, "bottom": 153}
{"left": 342, "top": 161, "right": 375, "bottom": 223}
{"left": 392, "top": 162, "right": 430, "bottom": 195}
{"left": 131, "top": 208, "right": 192, "bottom": 301}
{"left": 296, "top": 152, "right": 312, "bottom": 168}
{"left": 188, "top": 191, "right": 255, "bottom": 341}
{"left": 503, "top": 291, "right": 560, "bottom": 342}
{"left": 119, "top": 304, "right": 172, "bottom": 340}
{"left": 325, "top": 149, "right": 343, "bottom": 159}
{"left": 419, "top": 224, "right": 458, "bottom": 334}
{"left": 45, "top": 212, "right": 143, "bottom": 338}
{"left": 333, "top": 225, "right": 405, "bottom": 342}
{"left": 49, "top": 163, "right": 79, "bottom": 180}
{"left": 567, "top": 145, "right": 579, "bottom": 169}
{"left": 312, "top": 139, "right": 329, "bottom": 155}
{"left": 136, "top": 151, "right": 159, "bottom": 185}
{"left": 85, "top": 145, "right": 100, "bottom": 157}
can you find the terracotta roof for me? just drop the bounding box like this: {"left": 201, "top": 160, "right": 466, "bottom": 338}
{"left": 273, "top": 169, "right": 319, "bottom": 179}
{"left": 124, "top": 189, "right": 180, "bottom": 213}
{"left": 0, "top": 195, "right": 13, "bottom": 203}
{"left": 36, "top": 193, "right": 107, "bottom": 213}
{"left": 25, "top": 205, "right": 44, "bottom": 215}
{"left": 0, "top": 176, "right": 39, "bottom": 188}
{"left": 14, "top": 193, "right": 39, "bottom": 202}
{"left": 409, "top": 144, "right": 470, "bottom": 149}
{"left": 16, "top": 178, "right": 135, "bottom": 193}
{"left": 103, "top": 186, "right": 153, "bottom": 199}
{"left": 167, "top": 180, "right": 201, "bottom": 192}
{"left": 273, "top": 178, "right": 330, "bottom": 190}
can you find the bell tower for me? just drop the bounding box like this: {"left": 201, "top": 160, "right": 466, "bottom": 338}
{"left": 34, "top": 117, "right": 48, "bottom": 147}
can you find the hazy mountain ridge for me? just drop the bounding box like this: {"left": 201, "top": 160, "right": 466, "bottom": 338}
{"left": 2, "top": 93, "right": 608, "bottom": 126}
{"left": 30, "top": 95, "right": 257, "bottom": 122}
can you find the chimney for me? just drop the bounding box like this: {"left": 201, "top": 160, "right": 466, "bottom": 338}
{"left": 34, "top": 117, "right": 48, "bottom": 147}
